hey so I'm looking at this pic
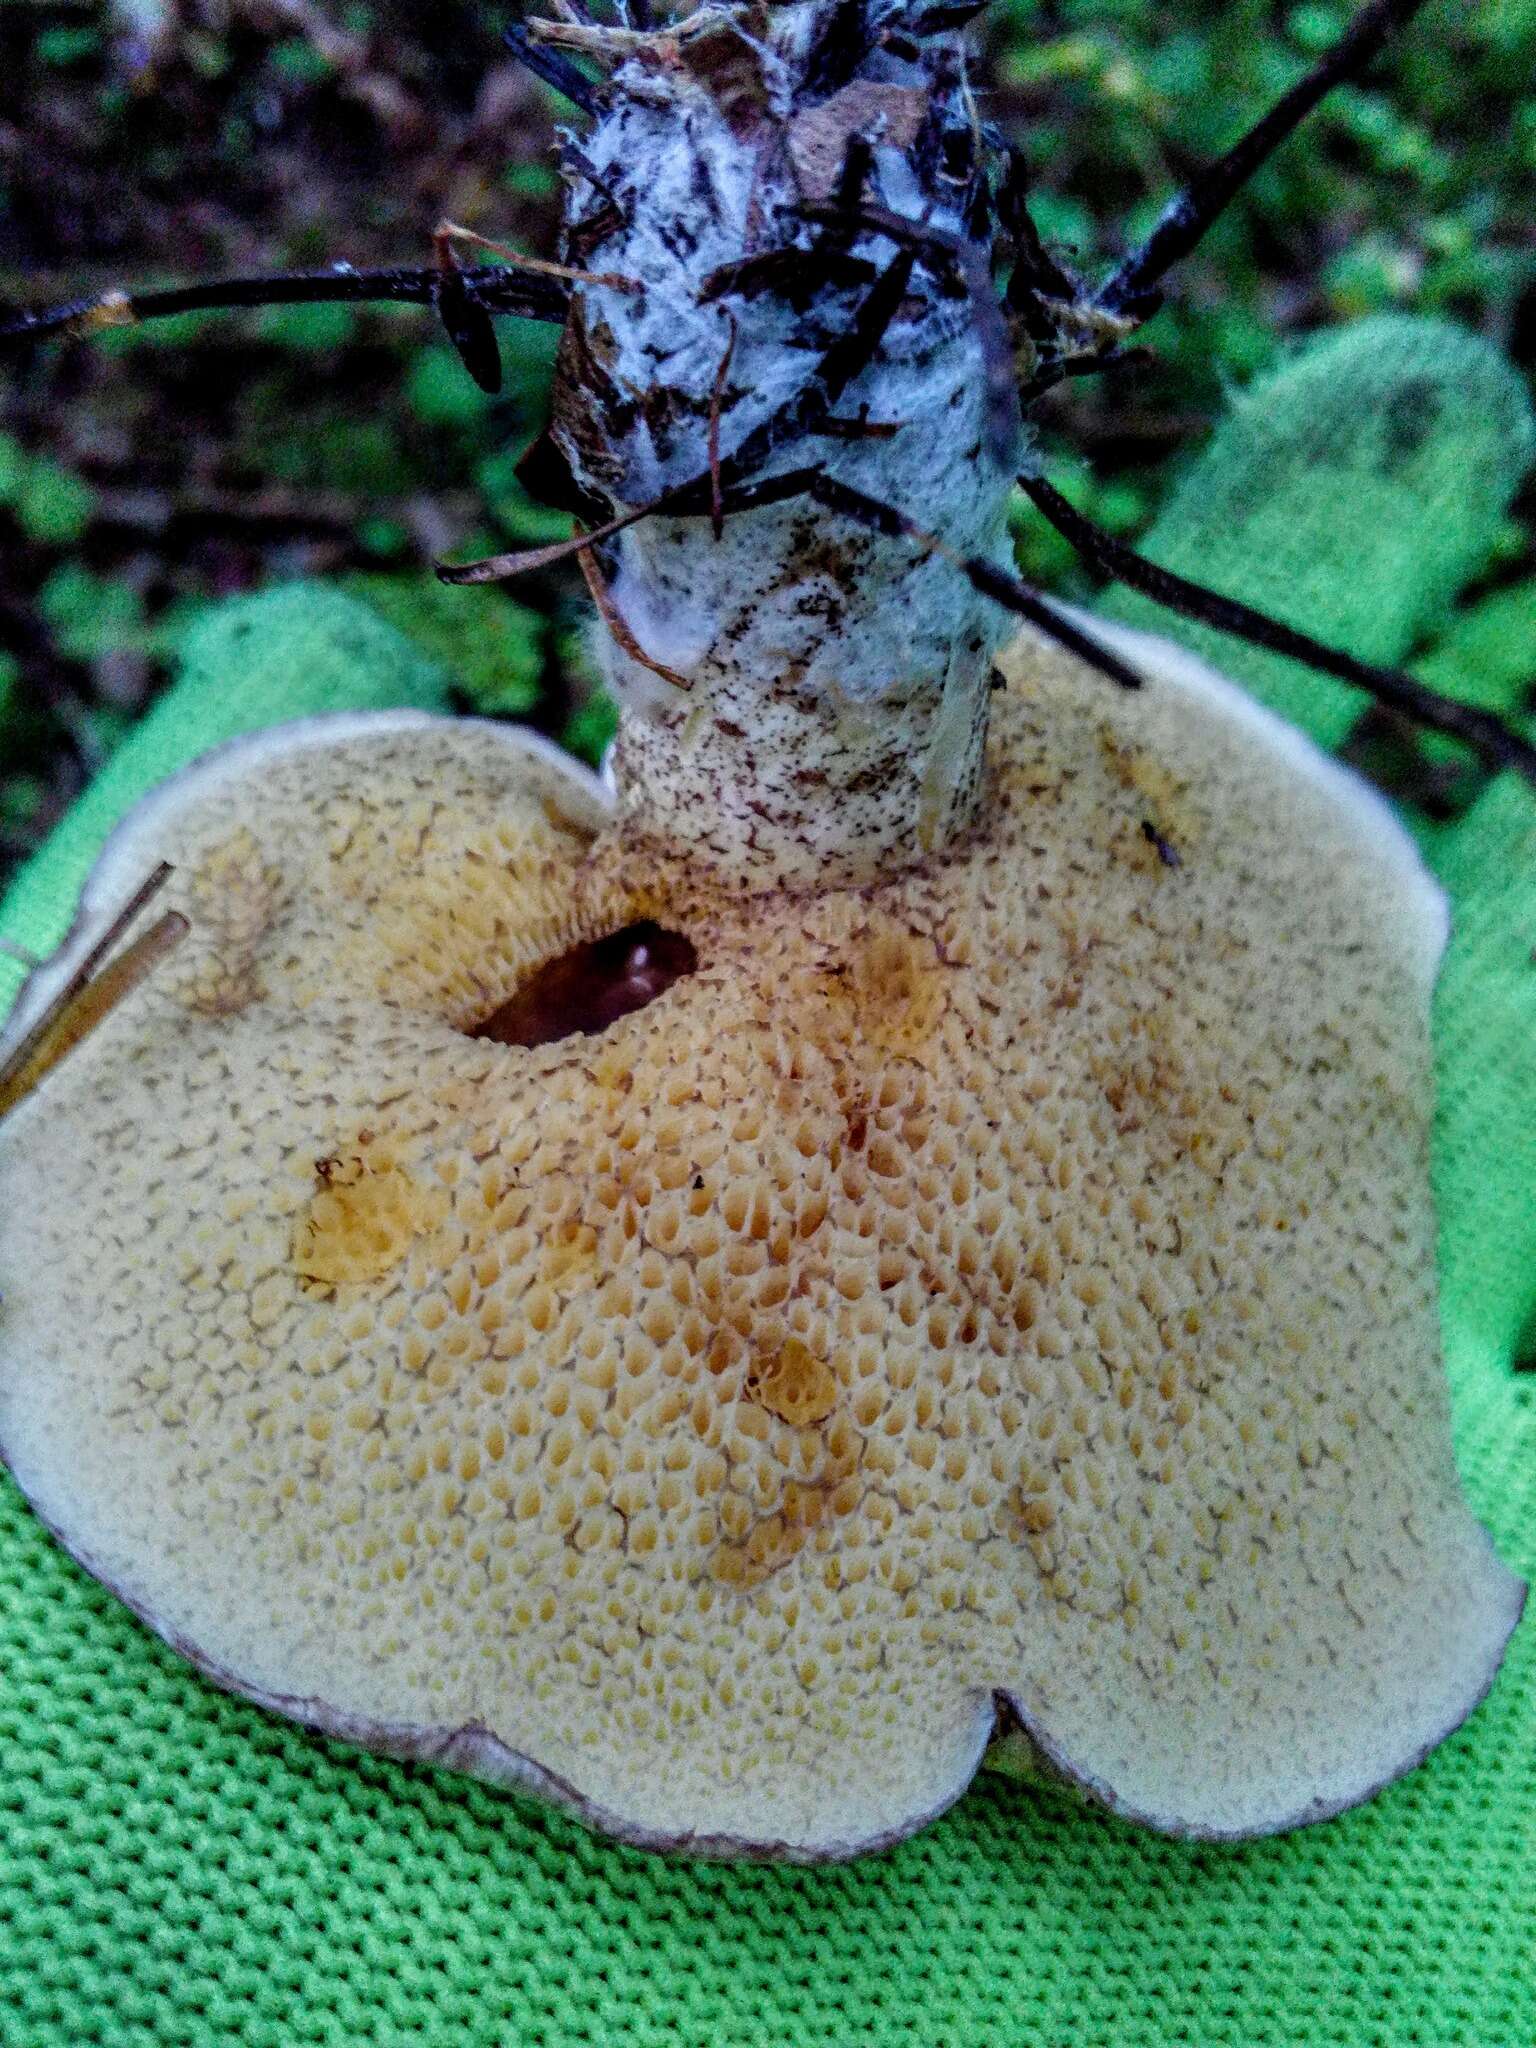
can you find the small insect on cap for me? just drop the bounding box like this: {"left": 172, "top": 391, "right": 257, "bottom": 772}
{"left": 533, "top": 0, "right": 1023, "bottom": 883}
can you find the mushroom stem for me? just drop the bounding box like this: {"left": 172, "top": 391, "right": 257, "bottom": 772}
{"left": 537, "top": 9, "right": 1020, "bottom": 886}
{"left": 604, "top": 501, "right": 1002, "bottom": 886}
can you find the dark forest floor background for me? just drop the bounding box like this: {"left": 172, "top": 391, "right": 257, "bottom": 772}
{"left": 2, "top": 0, "right": 1534, "bottom": 882}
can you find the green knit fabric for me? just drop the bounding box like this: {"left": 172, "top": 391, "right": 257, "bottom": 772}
{"left": 1098, "top": 315, "right": 1536, "bottom": 751}
{"left": 2, "top": 327, "right": 1533, "bottom": 2048}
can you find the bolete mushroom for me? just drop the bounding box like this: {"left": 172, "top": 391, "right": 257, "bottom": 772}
{"left": 0, "top": 1, "right": 1523, "bottom": 1860}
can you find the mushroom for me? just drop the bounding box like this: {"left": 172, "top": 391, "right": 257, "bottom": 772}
{"left": 0, "top": 621, "right": 1522, "bottom": 1856}
{"left": 0, "top": 1, "right": 1523, "bottom": 1859}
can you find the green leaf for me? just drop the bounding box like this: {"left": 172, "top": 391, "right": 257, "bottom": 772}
{"left": 16, "top": 462, "right": 96, "bottom": 547}
{"left": 35, "top": 566, "right": 145, "bottom": 662}
{"left": 561, "top": 689, "right": 619, "bottom": 768}
{"left": 478, "top": 446, "right": 573, "bottom": 546}
{"left": 406, "top": 342, "right": 499, "bottom": 430}
{"left": 0, "top": 435, "right": 96, "bottom": 546}
{"left": 1099, "top": 316, "right": 1536, "bottom": 751}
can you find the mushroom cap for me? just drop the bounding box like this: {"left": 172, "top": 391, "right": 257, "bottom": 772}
{"left": 0, "top": 642, "right": 1521, "bottom": 1858}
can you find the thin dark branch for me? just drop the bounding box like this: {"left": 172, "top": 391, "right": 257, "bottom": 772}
{"left": 1096, "top": 0, "right": 1432, "bottom": 318}
{"left": 997, "top": 147, "right": 1080, "bottom": 314}
{"left": 677, "top": 243, "right": 919, "bottom": 504}
{"left": 698, "top": 244, "right": 876, "bottom": 305}
{"left": 698, "top": 138, "right": 881, "bottom": 313}
{"left": 963, "top": 167, "right": 993, "bottom": 247}
{"left": 810, "top": 411, "right": 902, "bottom": 440}
{"left": 811, "top": 200, "right": 1017, "bottom": 461}
{"left": 502, "top": 21, "right": 602, "bottom": 116}
{"left": 0, "top": 895, "right": 189, "bottom": 1123}
{"left": 707, "top": 467, "right": 823, "bottom": 516}
{"left": 908, "top": 2, "right": 991, "bottom": 37}
{"left": 801, "top": 0, "right": 877, "bottom": 102}
{"left": 774, "top": 469, "right": 1144, "bottom": 688}
{"left": 0, "top": 263, "right": 568, "bottom": 352}
{"left": 1017, "top": 342, "right": 1154, "bottom": 406}
{"left": 1021, "top": 474, "right": 1536, "bottom": 785}
{"left": 440, "top": 248, "right": 919, "bottom": 582}
{"left": 831, "top": 135, "right": 875, "bottom": 223}
{"left": 443, "top": 432, "right": 1144, "bottom": 695}
{"left": 965, "top": 567, "right": 1145, "bottom": 688}
{"left": 804, "top": 133, "right": 878, "bottom": 278}
{"left": 439, "top": 498, "right": 657, "bottom": 586}
{"left": 575, "top": 543, "right": 690, "bottom": 690}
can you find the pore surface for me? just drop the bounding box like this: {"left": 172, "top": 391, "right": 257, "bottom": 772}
{"left": 0, "top": 645, "right": 1519, "bottom": 1855}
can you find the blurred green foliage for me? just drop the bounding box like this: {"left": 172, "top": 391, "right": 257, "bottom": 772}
{"left": 0, "top": 433, "right": 95, "bottom": 547}
{"left": 341, "top": 572, "right": 545, "bottom": 717}
{"left": 0, "top": 0, "right": 1532, "bottom": 870}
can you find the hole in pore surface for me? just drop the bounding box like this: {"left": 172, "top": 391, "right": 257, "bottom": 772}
{"left": 469, "top": 921, "right": 699, "bottom": 1049}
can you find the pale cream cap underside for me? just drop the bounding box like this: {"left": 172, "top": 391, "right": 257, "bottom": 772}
{"left": 0, "top": 630, "right": 1520, "bottom": 1857}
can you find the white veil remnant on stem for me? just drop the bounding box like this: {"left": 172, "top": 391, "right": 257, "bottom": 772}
{"left": 542, "top": 2, "right": 1021, "bottom": 883}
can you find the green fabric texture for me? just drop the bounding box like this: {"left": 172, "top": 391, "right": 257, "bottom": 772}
{"left": 1099, "top": 317, "right": 1536, "bottom": 1393}
{"left": 1100, "top": 315, "right": 1536, "bottom": 750}
{"left": 2, "top": 328, "right": 1534, "bottom": 2047}
{"left": 1425, "top": 768, "right": 1536, "bottom": 1380}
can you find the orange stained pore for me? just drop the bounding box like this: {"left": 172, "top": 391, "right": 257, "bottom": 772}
{"left": 294, "top": 1149, "right": 446, "bottom": 1289}
{"left": 747, "top": 1336, "right": 840, "bottom": 1427}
